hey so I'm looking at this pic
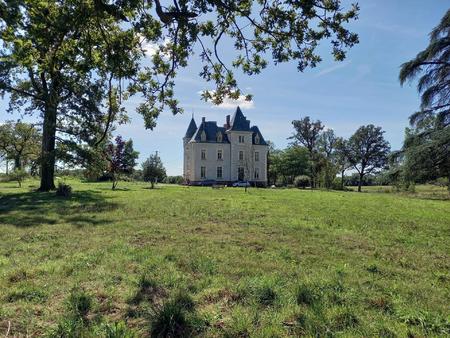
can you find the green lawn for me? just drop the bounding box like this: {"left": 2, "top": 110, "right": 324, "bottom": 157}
{"left": 0, "top": 179, "right": 449, "bottom": 337}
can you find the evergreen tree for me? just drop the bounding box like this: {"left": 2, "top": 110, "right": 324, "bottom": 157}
{"left": 399, "top": 10, "right": 450, "bottom": 191}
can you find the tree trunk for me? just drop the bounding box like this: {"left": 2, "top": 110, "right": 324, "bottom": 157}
{"left": 341, "top": 170, "right": 345, "bottom": 190}
{"left": 14, "top": 156, "right": 22, "bottom": 170}
{"left": 39, "top": 103, "right": 57, "bottom": 191}
{"left": 358, "top": 173, "right": 363, "bottom": 192}
{"left": 5, "top": 159, "right": 8, "bottom": 175}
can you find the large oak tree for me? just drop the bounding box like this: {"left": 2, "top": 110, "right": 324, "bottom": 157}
{"left": 346, "top": 125, "right": 390, "bottom": 192}
{"left": 0, "top": 0, "right": 359, "bottom": 191}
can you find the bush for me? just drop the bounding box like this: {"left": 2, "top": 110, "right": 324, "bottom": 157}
{"left": 56, "top": 182, "right": 72, "bottom": 197}
{"left": 294, "top": 175, "right": 310, "bottom": 189}
{"left": 164, "top": 176, "right": 184, "bottom": 184}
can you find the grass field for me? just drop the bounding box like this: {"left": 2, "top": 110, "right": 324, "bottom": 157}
{"left": 0, "top": 179, "right": 449, "bottom": 337}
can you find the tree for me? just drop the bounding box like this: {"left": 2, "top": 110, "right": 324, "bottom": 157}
{"left": 399, "top": 10, "right": 450, "bottom": 191}
{"left": 289, "top": 117, "right": 324, "bottom": 188}
{"left": 318, "top": 129, "right": 338, "bottom": 159}
{"left": 106, "top": 136, "right": 139, "bottom": 189}
{"left": 334, "top": 137, "right": 351, "bottom": 189}
{"left": 0, "top": 1, "right": 359, "bottom": 191}
{"left": 142, "top": 152, "right": 166, "bottom": 189}
{"left": 9, "top": 168, "right": 27, "bottom": 188}
{"left": 0, "top": 121, "right": 40, "bottom": 170}
{"left": 346, "top": 125, "right": 390, "bottom": 192}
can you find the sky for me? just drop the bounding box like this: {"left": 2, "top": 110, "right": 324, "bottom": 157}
{"left": 1, "top": 1, "right": 448, "bottom": 175}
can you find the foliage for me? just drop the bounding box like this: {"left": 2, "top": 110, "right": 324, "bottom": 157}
{"left": 0, "top": 0, "right": 359, "bottom": 191}
{"left": 0, "top": 121, "right": 40, "bottom": 171}
{"left": 269, "top": 145, "right": 309, "bottom": 185}
{"left": 0, "top": 179, "right": 449, "bottom": 336}
{"left": 106, "top": 136, "right": 139, "bottom": 189}
{"left": 289, "top": 116, "right": 324, "bottom": 187}
{"left": 399, "top": 10, "right": 450, "bottom": 192}
{"left": 294, "top": 175, "right": 310, "bottom": 189}
{"left": 346, "top": 125, "right": 390, "bottom": 192}
{"left": 56, "top": 182, "right": 72, "bottom": 198}
{"left": 8, "top": 168, "right": 27, "bottom": 187}
{"left": 164, "top": 175, "right": 184, "bottom": 184}
{"left": 142, "top": 153, "right": 166, "bottom": 188}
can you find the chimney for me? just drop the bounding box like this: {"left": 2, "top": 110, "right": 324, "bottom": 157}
{"left": 224, "top": 115, "right": 230, "bottom": 129}
{"left": 202, "top": 117, "right": 206, "bottom": 123}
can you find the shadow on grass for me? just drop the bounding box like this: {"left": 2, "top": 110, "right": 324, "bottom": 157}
{"left": 0, "top": 190, "right": 119, "bottom": 227}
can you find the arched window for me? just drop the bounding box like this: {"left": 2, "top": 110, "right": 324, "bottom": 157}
{"left": 216, "top": 132, "right": 222, "bottom": 142}
{"left": 255, "top": 134, "right": 260, "bottom": 144}
{"left": 201, "top": 130, "right": 206, "bottom": 142}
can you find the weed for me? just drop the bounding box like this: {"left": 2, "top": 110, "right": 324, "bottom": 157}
{"left": 66, "top": 287, "right": 93, "bottom": 321}
{"left": 296, "top": 283, "right": 319, "bottom": 306}
{"left": 149, "top": 291, "right": 197, "bottom": 338}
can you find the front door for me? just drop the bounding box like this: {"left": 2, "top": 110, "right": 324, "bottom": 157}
{"left": 238, "top": 167, "right": 244, "bottom": 181}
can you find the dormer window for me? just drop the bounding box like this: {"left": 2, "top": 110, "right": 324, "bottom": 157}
{"left": 201, "top": 130, "right": 206, "bottom": 142}
{"left": 238, "top": 135, "right": 245, "bottom": 143}
{"left": 216, "top": 132, "right": 222, "bottom": 142}
{"left": 255, "top": 134, "right": 260, "bottom": 144}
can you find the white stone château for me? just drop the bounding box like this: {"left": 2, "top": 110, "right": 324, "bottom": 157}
{"left": 183, "top": 107, "right": 269, "bottom": 185}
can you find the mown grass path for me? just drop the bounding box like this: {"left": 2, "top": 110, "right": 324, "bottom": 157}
{"left": 0, "top": 180, "right": 449, "bottom": 336}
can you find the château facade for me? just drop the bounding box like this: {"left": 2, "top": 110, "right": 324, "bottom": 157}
{"left": 183, "top": 107, "right": 268, "bottom": 185}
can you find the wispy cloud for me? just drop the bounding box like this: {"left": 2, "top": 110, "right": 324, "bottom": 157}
{"left": 315, "top": 60, "right": 352, "bottom": 78}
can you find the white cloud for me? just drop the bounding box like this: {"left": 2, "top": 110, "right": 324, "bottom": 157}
{"left": 199, "top": 90, "right": 255, "bottom": 110}
{"left": 214, "top": 95, "right": 255, "bottom": 109}
{"left": 141, "top": 37, "right": 171, "bottom": 58}
{"left": 315, "top": 60, "right": 351, "bottom": 78}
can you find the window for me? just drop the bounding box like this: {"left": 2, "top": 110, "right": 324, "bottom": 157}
{"left": 254, "top": 167, "right": 260, "bottom": 179}
{"left": 255, "top": 134, "right": 260, "bottom": 144}
{"left": 217, "top": 166, "right": 223, "bottom": 179}
{"left": 255, "top": 151, "right": 259, "bottom": 162}
{"left": 216, "top": 132, "right": 222, "bottom": 142}
{"left": 217, "top": 149, "right": 223, "bottom": 160}
{"left": 239, "top": 151, "right": 244, "bottom": 161}
{"left": 201, "top": 166, "right": 206, "bottom": 178}
{"left": 238, "top": 167, "right": 245, "bottom": 180}
{"left": 238, "top": 135, "right": 245, "bottom": 143}
{"left": 201, "top": 130, "right": 206, "bottom": 142}
{"left": 201, "top": 149, "right": 206, "bottom": 160}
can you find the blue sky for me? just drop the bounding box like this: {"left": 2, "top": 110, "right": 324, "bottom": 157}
{"left": 1, "top": 1, "right": 448, "bottom": 175}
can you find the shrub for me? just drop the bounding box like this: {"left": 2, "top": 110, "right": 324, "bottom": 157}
{"left": 164, "top": 176, "right": 184, "bottom": 184}
{"left": 56, "top": 182, "right": 72, "bottom": 197}
{"left": 294, "top": 175, "right": 310, "bottom": 189}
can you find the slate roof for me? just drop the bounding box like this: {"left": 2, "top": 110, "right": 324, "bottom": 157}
{"left": 184, "top": 117, "right": 197, "bottom": 139}
{"left": 229, "top": 106, "right": 250, "bottom": 131}
{"left": 186, "top": 107, "right": 267, "bottom": 145}
{"left": 250, "top": 126, "right": 268, "bottom": 145}
{"left": 191, "top": 121, "right": 229, "bottom": 143}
